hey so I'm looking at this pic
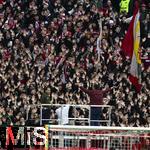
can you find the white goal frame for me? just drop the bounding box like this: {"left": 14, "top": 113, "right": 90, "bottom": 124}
{"left": 47, "top": 125, "right": 150, "bottom": 150}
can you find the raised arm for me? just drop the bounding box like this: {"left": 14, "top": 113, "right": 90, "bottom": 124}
{"left": 80, "top": 86, "right": 91, "bottom": 95}
{"left": 75, "top": 82, "right": 91, "bottom": 94}
{"left": 102, "top": 88, "right": 112, "bottom": 94}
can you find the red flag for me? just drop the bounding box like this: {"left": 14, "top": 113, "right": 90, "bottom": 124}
{"left": 121, "top": 3, "right": 142, "bottom": 92}
{"left": 121, "top": 3, "right": 139, "bottom": 58}
{"left": 129, "top": 75, "right": 142, "bottom": 92}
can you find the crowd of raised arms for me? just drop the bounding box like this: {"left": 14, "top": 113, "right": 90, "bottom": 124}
{"left": 0, "top": 0, "right": 149, "bottom": 127}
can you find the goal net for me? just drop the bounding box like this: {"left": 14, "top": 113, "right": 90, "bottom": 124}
{"left": 47, "top": 125, "right": 150, "bottom": 150}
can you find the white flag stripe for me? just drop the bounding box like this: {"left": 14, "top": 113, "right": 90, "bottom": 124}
{"left": 129, "top": 11, "right": 140, "bottom": 79}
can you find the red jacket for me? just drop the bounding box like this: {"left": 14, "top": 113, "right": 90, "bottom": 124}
{"left": 80, "top": 87, "right": 111, "bottom": 105}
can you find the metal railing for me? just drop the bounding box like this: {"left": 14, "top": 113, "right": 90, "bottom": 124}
{"left": 26, "top": 104, "right": 112, "bottom": 126}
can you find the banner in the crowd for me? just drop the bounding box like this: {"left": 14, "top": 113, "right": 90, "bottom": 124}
{"left": 56, "top": 105, "right": 70, "bottom": 125}
{"left": 120, "top": 0, "right": 130, "bottom": 13}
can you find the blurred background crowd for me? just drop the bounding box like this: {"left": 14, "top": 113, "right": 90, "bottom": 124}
{"left": 0, "top": 0, "right": 149, "bottom": 127}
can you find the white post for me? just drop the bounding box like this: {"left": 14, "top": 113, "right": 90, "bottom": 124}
{"left": 59, "top": 131, "right": 64, "bottom": 148}
{"left": 59, "top": 105, "right": 64, "bottom": 147}
{"left": 89, "top": 106, "right": 91, "bottom": 126}
{"left": 86, "top": 134, "right": 91, "bottom": 148}
{"left": 40, "top": 105, "right": 42, "bottom": 126}
{"left": 108, "top": 107, "right": 111, "bottom": 126}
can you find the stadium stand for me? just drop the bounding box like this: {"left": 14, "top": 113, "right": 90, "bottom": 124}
{"left": 0, "top": 0, "right": 149, "bottom": 128}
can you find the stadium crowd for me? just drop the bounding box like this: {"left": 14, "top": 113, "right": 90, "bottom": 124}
{"left": 0, "top": 0, "right": 149, "bottom": 127}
